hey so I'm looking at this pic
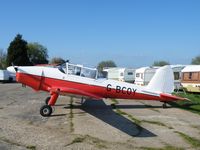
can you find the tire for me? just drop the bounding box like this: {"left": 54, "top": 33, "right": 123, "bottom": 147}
{"left": 162, "top": 103, "right": 167, "bottom": 109}
{"left": 45, "top": 97, "right": 51, "bottom": 105}
{"left": 40, "top": 105, "right": 52, "bottom": 117}
{"left": 9, "top": 77, "right": 13, "bottom": 82}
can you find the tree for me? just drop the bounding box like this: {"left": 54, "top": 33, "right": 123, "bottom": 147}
{"left": 7, "top": 34, "right": 31, "bottom": 66}
{"left": 97, "top": 60, "right": 117, "bottom": 72}
{"left": 152, "top": 60, "right": 170, "bottom": 66}
{"left": 191, "top": 55, "right": 200, "bottom": 65}
{"left": 27, "top": 42, "right": 49, "bottom": 64}
{"left": 0, "top": 49, "right": 7, "bottom": 69}
{"left": 49, "top": 57, "right": 65, "bottom": 64}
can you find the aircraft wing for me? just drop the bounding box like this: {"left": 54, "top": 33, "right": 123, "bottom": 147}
{"left": 49, "top": 87, "right": 102, "bottom": 100}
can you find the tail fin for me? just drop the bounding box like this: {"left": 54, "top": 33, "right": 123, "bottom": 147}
{"left": 146, "top": 65, "right": 174, "bottom": 93}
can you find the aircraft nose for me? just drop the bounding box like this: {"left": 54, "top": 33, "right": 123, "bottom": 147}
{"left": 7, "top": 66, "right": 17, "bottom": 73}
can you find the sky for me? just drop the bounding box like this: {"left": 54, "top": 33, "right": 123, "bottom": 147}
{"left": 0, "top": 0, "right": 200, "bottom": 68}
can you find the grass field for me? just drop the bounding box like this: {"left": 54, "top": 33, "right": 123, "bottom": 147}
{"left": 170, "top": 92, "right": 200, "bottom": 115}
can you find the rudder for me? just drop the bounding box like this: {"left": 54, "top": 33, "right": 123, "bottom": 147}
{"left": 146, "top": 65, "right": 174, "bottom": 93}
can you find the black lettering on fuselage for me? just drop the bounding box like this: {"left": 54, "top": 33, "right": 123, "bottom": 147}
{"left": 132, "top": 89, "right": 137, "bottom": 95}
{"left": 106, "top": 84, "right": 137, "bottom": 95}
{"left": 116, "top": 86, "right": 121, "bottom": 93}
{"left": 122, "top": 87, "right": 126, "bottom": 94}
{"left": 107, "top": 84, "right": 112, "bottom": 91}
{"left": 127, "top": 88, "right": 132, "bottom": 95}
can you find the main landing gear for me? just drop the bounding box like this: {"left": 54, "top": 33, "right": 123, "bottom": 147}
{"left": 40, "top": 105, "right": 52, "bottom": 117}
{"left": 40, "top": 93, "right": 59, "bottom": 117}
{"left": 45, "top": 97, "right": 50, "bottom": 105}
{"left": 162, "top": 102, "right": 167, "bottom": 108}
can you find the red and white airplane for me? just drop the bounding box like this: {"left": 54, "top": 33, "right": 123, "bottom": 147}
{"left": 7, "top": 62, "right": 187, "bottom": 117}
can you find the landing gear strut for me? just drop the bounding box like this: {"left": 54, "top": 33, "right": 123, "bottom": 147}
{"left": 45, "top": 97, "right": 50, "bottom": 105}
{"left": 40, "top": 92, "right": 59, "bottom": 117}
{"left": 81, "top": 97, "right": 85, "bottom": 104}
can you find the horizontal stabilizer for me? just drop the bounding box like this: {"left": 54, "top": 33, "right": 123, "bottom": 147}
{"left": 160, "top": 93, "right": 189, "bottom": 101}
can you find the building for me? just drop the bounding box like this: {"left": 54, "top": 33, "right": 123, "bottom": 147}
{"left": 181, "top": 65, "right": 200, "bottom": 93}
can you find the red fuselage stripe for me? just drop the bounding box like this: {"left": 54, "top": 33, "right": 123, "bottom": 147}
{"left": 16, "top": 72, "right": 167, "bottom": 101}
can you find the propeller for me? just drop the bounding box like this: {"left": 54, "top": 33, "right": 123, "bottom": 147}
{"left": 55, "top": 59, "right": 70, "bottom": 67}
{"left": 11, "top": 63, "right": 18, "bottom": 72}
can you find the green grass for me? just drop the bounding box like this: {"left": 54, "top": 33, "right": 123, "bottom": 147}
{"left": 111, "top": 99, "right": 173, "bottom": 134}
{"left": 65, "top": 136, "right": 86, "bottom": 146}
{"left": 170, "top": 92, "right": 200, "bottom": 115}
{"left": 0, "top": 136, "right": 36, "bottom": 150}
{"left": 69, "top": 97, "right": 74, "bottom": 132}
{"left": 71, "top": 137, "right": 85, "bottom": 143}
{"left": 110, "top": 99, "right": 142, "bottom": 125}
{"left": 0, "top": 137, "right": 21, "bottom": 147}
{"left": 66, "top": 135, "right": 108, "bottom": 149}
{"left": 141, "top": 145, "right": 184, "bottom": 150}
{"left": 175, "top": 131, "right": 200, "bottom": 148}
{"left": 115, "top": 108, "right": 142, "bottom": 125}
{"left": 26, "top": 145, "right": 36, "bottom": 150}
{"left": 142, "top": 120, "right": 173, "bottom": 129}
{"left": 111, "top": 99, "right": 119, "bottom": 105}
{"left": 110, "top": 99, "right": 119, "bottom": 109}
{"left": 111, "top": 99, "right": 170, "bottom": 128}
{"left": 87, "top": 135, "right": 108, "bottom": 149}
{"left": 127, "top": 114, "right": 142, "bottom": 125}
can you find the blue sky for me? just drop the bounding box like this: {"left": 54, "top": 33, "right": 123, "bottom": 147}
{"left": 0, "top": 0, "right": 200, "bottom": 67}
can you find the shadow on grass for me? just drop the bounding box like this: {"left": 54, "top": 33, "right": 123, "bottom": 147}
{"left": 64, "top": 99, "right": 156, "bottom": 137}
{"left": 50, "top": 114, "right": 67, "bottom": 117}
{"left": 168, "top": 101, "right": 200, "bottom": 115}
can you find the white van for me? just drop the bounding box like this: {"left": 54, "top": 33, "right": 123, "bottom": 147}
{"left": 0, "top": 70, "right": 16, "bottom": 82}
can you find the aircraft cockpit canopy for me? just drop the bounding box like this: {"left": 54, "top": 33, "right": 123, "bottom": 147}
{"left": 58, "top": 63, "right": 98, "bottom": 79}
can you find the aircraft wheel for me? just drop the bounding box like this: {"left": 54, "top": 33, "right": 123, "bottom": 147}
{"left": 162, "top": 103, "right": 167, "bottom": 109}
{"left": 40, "top": 105, "right": 52, "bottom": 117}
{"left": 45, "top": 97, "right": 51, "bottom": 105}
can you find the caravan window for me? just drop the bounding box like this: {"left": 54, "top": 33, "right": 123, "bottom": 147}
{"left": 189, "top": 72, "right": 192, "bottom": 79}
{"left": 136, "top": 73, "right": 140, "bottom": 77}
{"left": 127, "top": 72, "right": 133, "bottom": 75}
{"left": 141, "top": 73, "right": 143, "bottom": 79}
{"left": 174, "top": 72, "right": 180, "bottom": 80}
{"left": 120, "top": 72, "right": 124, "bottom": 76}
{"left": 183, "top": 72, "right": 199, "bottom": 81}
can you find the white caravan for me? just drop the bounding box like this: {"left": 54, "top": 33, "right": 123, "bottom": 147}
{"left": 135, "top": 67, "right": 159, "bottom": 86}
{"left": 135, "top": 65, "right": 185, "bottom": 90}
{"left": 104, "top": 68, "right": 135, "bottom": 83}
{"left": 171, "top": 65, "right": 186, "bottom": 90}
